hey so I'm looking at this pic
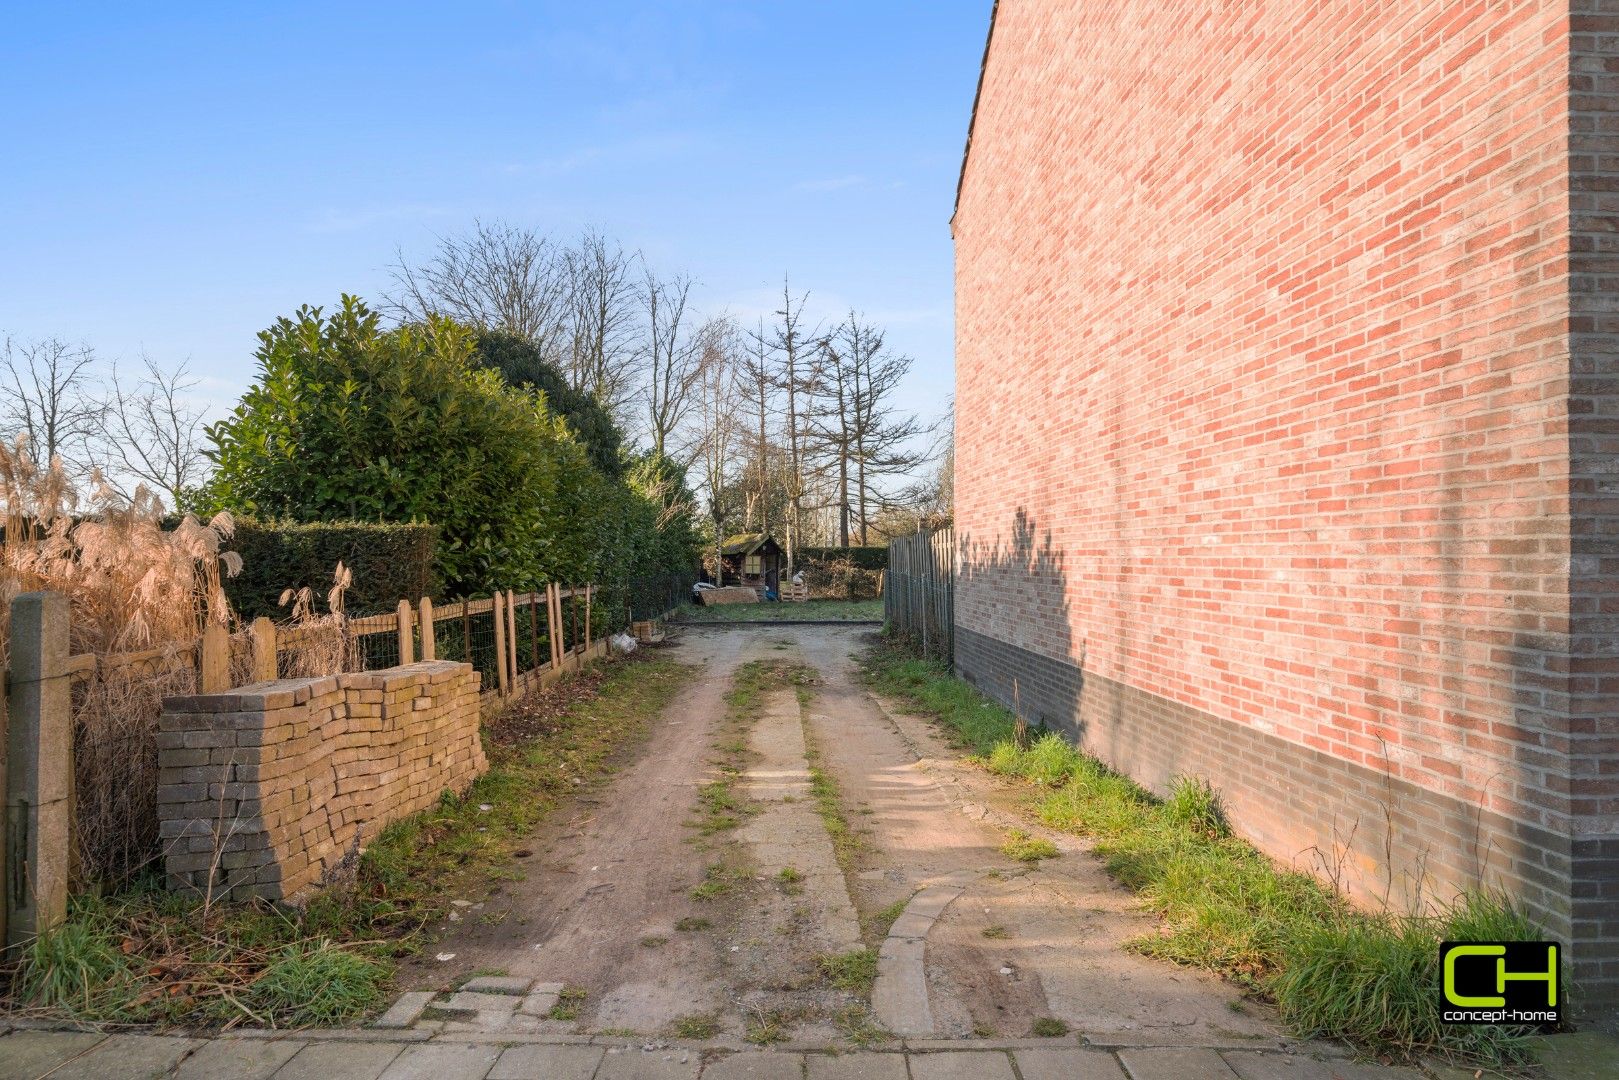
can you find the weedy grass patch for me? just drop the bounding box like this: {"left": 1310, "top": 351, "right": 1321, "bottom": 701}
{"left": 2, "top": 655, "right": 693, "bottom": 1029}
{"left": 860, "top": 638, "right": 1549, "bottom": 1070}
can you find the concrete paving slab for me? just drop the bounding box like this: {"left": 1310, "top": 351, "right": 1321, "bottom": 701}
{"left": 375, "top": 992, "right": 436, "bottom": 1029}
{"left": 906, "top": 1049, "right": 1018, "bottom": 1080}
{"left": 871, "top": 935, "right": 930, "bottom": 1037}
{"left": 487, "top": 1043, "right": 604, "bottom": 1080}
{"left": 378, "top": 1042, "right": 502, "bottom": 1080}
{"left": 462, "top": 977, "right": 532, "bottom": 995}
{"left": 0, "top": 1031, "right": 107, "bottom": 1080}
{"left": 1223, "top": 1050, "right": 1421, "bottom": 1079}
{"left": 1012, "top": 1047, "right": 1128, "bottom": 1079}
{"left": 1118, "top": 1047, "right": 1239, "bottom": 1079}
{"left": 272, "top": 1040, "right": 405, "bottom": 1080}
{"left": 593, "top": 1046, "right": 699, "bottom": 1079}
{"left": 176, "top": 1037, "right": 306, "bottom": 1080}
{"left": 443, "top": 991, "right": 521, "bottom": 1015}
{"left": 804, "top": 1051, "right": 909, "bottom": 1080}
{"left": 51, "top": 1034, "right": 202, "bottom": 1079}
{"left": 700, "top": 1051, "right": 806, "bottom": 1079}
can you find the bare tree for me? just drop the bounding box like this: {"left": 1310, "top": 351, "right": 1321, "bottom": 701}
{"left": 95, "top": 357, "right": 211, "bottom": 506}
{"left": 563, "top": 229, "right": 641, "bottom": 419}
{"left": 846, "top": 314, "right": 926, "bottom": 543}
{"left": 641, "top": 269, "right": 709, "bottom": 460}
{"left": 0, "top": 335, "right": 105, "bottom": 475}
{"left": 808, "top": 332, "right": 858, "bottom": 547}
{"left": 695, "top": 325, "right": 741, "bottom": 583}
{"left": 737, "top": 319, "right": 777, "bottom": 532}
{"left": 751, "top": 279, "right": 819, "bottom": 570}
{"left": 386, "top": 220, "right": 572, "bottom": 358}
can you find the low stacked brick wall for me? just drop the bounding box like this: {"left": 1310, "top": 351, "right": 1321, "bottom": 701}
{"left": 157, "top": 660, "right": 486, "bottom": 902}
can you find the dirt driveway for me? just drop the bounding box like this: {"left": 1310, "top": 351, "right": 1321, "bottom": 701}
{"left": 392, "top": 625, "right": 1320, "bottom": 1051}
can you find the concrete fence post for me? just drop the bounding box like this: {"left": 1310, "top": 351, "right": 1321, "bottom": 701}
{"left": 5, "top": 591, "right": 72, "bottom": 948}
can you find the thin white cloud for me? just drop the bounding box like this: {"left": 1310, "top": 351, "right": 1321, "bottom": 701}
{"left": 502, "top": 133, "right": 697, "bottom": 178}
{"left": 303, "top": 203, "right": 456, "bottom": 235}
{"left": 790, "top": 174, "right": 867, "bottom": 193}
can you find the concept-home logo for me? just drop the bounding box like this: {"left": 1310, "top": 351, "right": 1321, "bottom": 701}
{"left": 1440, "top": 942, "right": 1560, "bottom": 1028}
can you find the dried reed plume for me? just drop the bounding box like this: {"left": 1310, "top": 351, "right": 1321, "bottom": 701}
{"left": 0, "top": 435, "right": 241, "bottom": 884}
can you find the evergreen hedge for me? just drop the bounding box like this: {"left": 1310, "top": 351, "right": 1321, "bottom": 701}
{"left": 798, "top": 545, "right": 889, "bottom": 571}
{"left": 224, "top": 520, "right": 439, "bottom": 619}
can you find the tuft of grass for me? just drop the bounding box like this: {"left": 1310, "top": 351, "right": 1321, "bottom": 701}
{"left": 870, "top": 897, "right": 910, "bottom": 938}
{"left": 1001, "top": 829, "right": 1059, "bottom": 863}
{"left": 242, "top": 940, "right": 388, "bottom": 1026}
{"left": 548, "top": 985, "right": 587, "bottom": 1021}
{"left": 743, "top": 1006, "right": 803, "bottom": 1044}
{"left": 639, "top": 935, "right": 668, "bottom": 948}
{"left": 1030, "top": 1017, "right": 1070, "bottom": 1037}
{"left": 1164, "top": 776, "right": 1229, "bottom": 839}
{"left": 777, "top": 866, "right": 804, "bottom": 884}
{"left": 670, "top": 1012, "right": 720, "bottom": 1039}
{"left": 860, "top": 638, "right": 1551, "bottom": 1070}
{"left": 981, "top": 924, "right": 1009, "bottom": 940}
{"left": 817, "top": 947, "right": 879, "bottom": 998}
{"left": 833, "top": 1004, "right": 891, "bottom": 1047}
{"left": 675, "top": 916, "right": 712, "bottom": 932}
{"left": 690, "top": 863, "right": 746, "bottom": 901}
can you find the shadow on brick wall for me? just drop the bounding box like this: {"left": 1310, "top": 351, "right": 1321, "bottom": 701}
{"left": 957, "top": 507, "right": 1086, "bottom": 741}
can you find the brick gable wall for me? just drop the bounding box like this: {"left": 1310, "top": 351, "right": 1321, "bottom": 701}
{"left": 953, "top": 0, "right": 1617, "bottom": 1018}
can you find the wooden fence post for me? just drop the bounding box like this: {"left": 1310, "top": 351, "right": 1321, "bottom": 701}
{"left": 419, "top": 597, "right": 435, "bottom": 661}
{"left": 547, "top": 584, "right": 563, "bottom": 670}
{"left": 250, "top": 617, "right": 277, "bottom": 683}
{"left": 492, "top": 591, "right": 510, "bottom": 696}
{"left": 5, "top": 592, "right": 71, "bottom": 947}
{"left": 396, "top": 600, "right": 414, "bottom": 666}
{"left": 584, "top": 585, "right": 592, "bottom": 650}
{"left": 199, "top": 621, "right": 230, "bottom": 694}
{"left": 505, "top": 590, "right": 519, "bottom": 686}
{"left": 528, "top": 593, "right": 541, "bottom": 672}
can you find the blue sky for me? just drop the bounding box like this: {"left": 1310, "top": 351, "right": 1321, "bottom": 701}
{"left": 0, "top": 1, "right": 986, "bottom": 431}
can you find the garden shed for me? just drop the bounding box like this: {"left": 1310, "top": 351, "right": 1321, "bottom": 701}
{"left": 718, "top": 532, "right": 783, "bottom": 593}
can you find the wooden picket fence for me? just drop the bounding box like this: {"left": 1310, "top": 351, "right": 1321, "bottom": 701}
{"left": 885, "top": 528, "right": 955, "bottom": 663}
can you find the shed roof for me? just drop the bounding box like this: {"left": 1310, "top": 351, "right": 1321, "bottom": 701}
{"left": 719, "top": 532, "right": 776, "bottom": 556}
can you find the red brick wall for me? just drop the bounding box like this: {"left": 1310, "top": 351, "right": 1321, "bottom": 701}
{"left": 954, "top": 0, "right": 1616, "bottom": 1013}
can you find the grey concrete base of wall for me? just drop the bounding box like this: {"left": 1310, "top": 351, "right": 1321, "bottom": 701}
{"left": 953, "top": 625, "right": 1615, "bottom": 1024}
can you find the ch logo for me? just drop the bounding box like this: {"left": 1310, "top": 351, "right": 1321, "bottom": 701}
{"left": 1441, "top": 942, "right": 1558, "bottom": 1013}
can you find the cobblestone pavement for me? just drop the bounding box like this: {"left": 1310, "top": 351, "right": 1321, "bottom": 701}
{"left": 2, "top": 1023, "right": 1614, "bottom": 1080}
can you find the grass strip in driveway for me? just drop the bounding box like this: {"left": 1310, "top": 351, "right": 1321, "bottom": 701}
{"left": 1, "top": 654, "right": 694, "bottom": 1031}
{"left": 859, "top": 636, "right": 1553, "bottom": 1072}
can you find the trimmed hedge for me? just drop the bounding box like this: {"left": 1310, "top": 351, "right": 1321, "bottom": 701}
{"left": 224, "top": 520, "right": 439, "bottom": 619}
{"left": 798, "top": 545, "right": 888, "bottom": 571}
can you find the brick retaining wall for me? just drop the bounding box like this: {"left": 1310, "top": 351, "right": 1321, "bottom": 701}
{"left": 157, "top": 660, "right": 486, "bottom": 902}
